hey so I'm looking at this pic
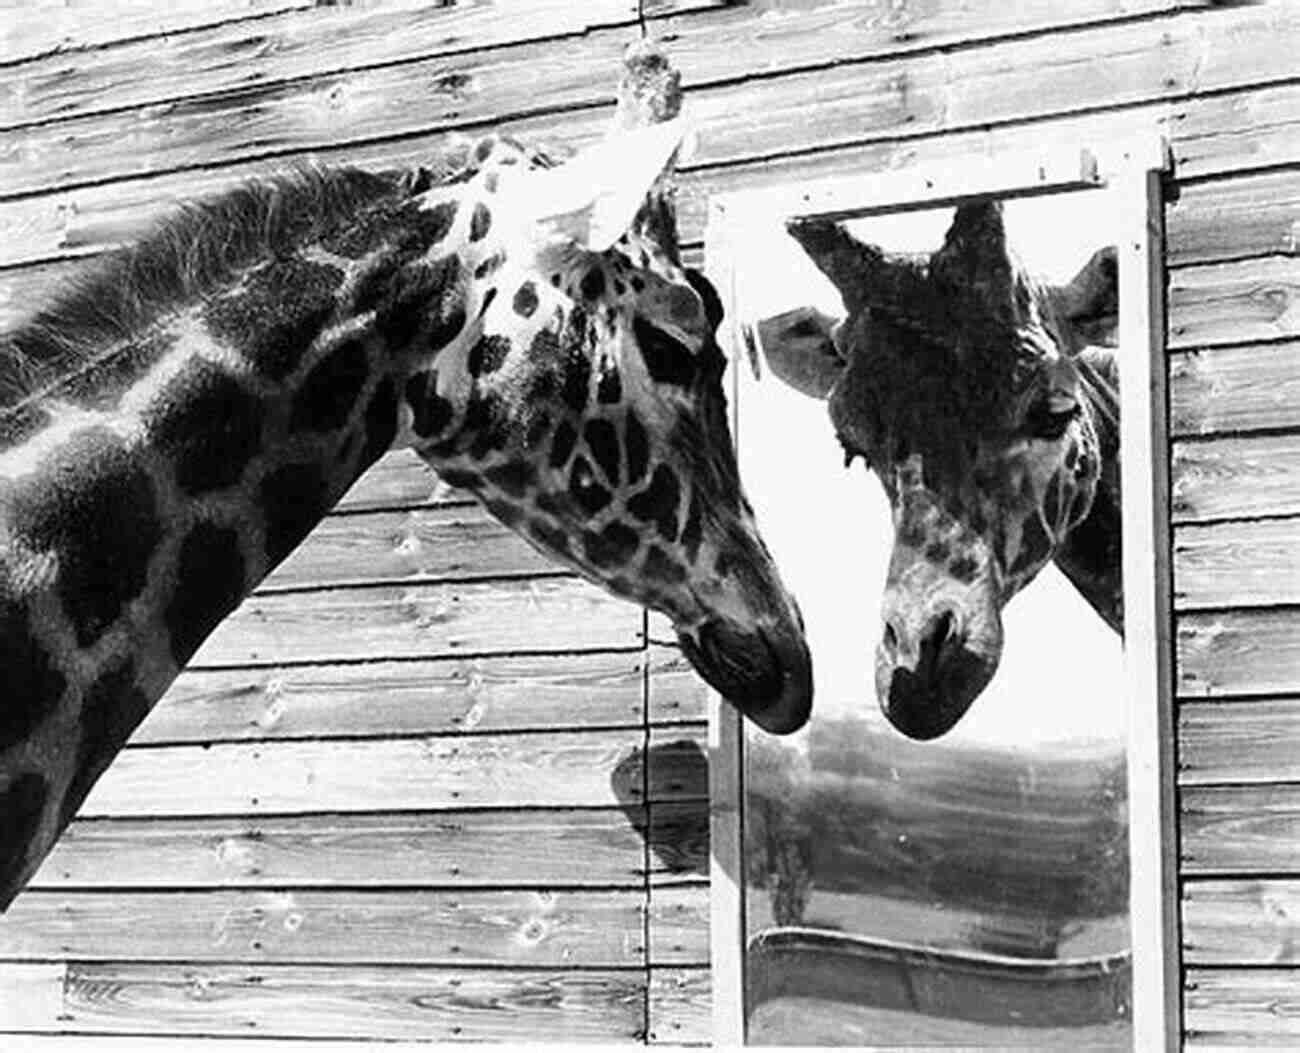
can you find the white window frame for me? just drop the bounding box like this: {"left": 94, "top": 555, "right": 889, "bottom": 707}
{"left": 703, "top": 137, "right": 1177, "bottom": 1051}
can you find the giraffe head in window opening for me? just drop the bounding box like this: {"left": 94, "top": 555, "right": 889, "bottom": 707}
{"left": 753, "top": 200, "right": 1121, "bottom": 739}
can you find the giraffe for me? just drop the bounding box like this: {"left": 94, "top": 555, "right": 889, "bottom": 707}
{"left": 0, "top": 46, "right": 812, "bottom": 910}
{"left": 754, "top": 199, "right": 1119, "bottom": 741}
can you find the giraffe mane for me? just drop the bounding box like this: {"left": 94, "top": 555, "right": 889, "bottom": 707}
{"left": 0, "top": 154, "right": 487, "bottom": 411}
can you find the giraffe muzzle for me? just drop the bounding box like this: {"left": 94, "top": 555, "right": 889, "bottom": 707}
{"left": 877, "top": 615, "right": 997, "bottom": 740}
{"left": 678, "top": 617, "right": 813, "bottom": 735}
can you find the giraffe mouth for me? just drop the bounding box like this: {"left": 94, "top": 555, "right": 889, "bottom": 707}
{"left": 879, "top": 642, "right": 996, "bottom": 741}
{"left": 678, "top": 618, "right": 813, "bottom": 735}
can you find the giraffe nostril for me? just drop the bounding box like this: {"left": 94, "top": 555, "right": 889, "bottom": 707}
{"left": 931, "top": 610, "right": 958, "bottom": 649}
{"left": 883, "top": 621, "right": 899, "bottom": 655}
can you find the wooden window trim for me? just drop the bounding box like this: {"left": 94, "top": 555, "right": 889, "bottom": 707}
{"left": 703, "top": 135, "right": 1177, "bottom": 1050}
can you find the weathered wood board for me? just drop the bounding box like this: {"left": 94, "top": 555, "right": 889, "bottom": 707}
{"left": 191, "top": 577, "right": 642, "bottom": 666}
{"left": 140, "top": 651, "right": 649, "bottom": 743}
{"left": 0, "top": 962, "right": 650, "bottom": 1042}
{"left": 0, "top": 889, "right": 647, "bottom": 965}
{"left": 79, "top": 729, "right": 694, "bottom": 817}
{"left": 33, "top": 810, "right": 649, "bottom": 889}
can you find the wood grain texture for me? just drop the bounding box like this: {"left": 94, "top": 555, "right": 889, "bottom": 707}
{"left": 0, "top": 889, "right": 645, "bottom": 965}
{"left": 1171, "top": 340, "right": 1300, "bottom": 437}
{"left": 647, "top": 882, "right": 708, "bottom": 966}
{"left": 32, "top": 809, "right": 648, "bottom": 890}
{"left": 1184, "top": 969, "right": 1300, "bottom": 1048}
{"left": 0, "top": 74, "right": 1291, "bottom": 282}
{"left": 332, "top": 449, "right": 457, "bottom": 512}
{"left": 0, "top": 100, "right": 1168, "bottom": 275}
{"left": 1172, "top": 434, "right": 1300, "bottom": 524}
{"left": 1166, "top": 168, "right": 1300, "bottom": 267}
{"left": 138, "top": 651, "right": 646, "bottom": 744}
{"left": 1174, "top": 518, "right": 1300, "bottom": 610}
{"left": 3, "top": 9, "right": 1300, "bottom": 281}
{"left": 0, "top": 0, "right": 718, "bottom": 129}
{"left": 260, "top": 505, "right": 556, "bottom": 591}
{"left": 646, "top": 645, "right": 710, "bottom": 725}
{"left": 77, "top": 728, "right": 706, "bottom": 817}
{"left": 1182, "top": 879, "right": 1300, "bottom": 965}
{"left": 1178, "top": 611, "right": 1300, "bottom": 698}
{"left": 28, "top": 962, "right": 649, "bottom": 1041}
{"left": 190, "top": 577, "right": 642, "bottom": 667}
{"left": 648, "top": 967, "right": 710, "bottom": 1045}
{"left": 0, "top": 0, "right": 1182, "bottom": 131}
{"left": 1173, "top": 80, "right": 1300, "bottom": 180}
{"left": 0, "top": 0, "right": 313, "bottom": 65}
{"left": 1178, "top": 699, "right": 1300, "bottom": 785}
{"left": 3, "top": 4, "right": 1292, "bottom": 199}
{"left": 1181, "top": 785, "right": 1300, "bottom": 875}
{"left": 1168, "top": 255, "right": 1300, "bottom": 350}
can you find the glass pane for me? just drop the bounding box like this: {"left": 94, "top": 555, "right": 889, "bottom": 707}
{"left": 733, "top": 191, "right": 1129, "bottom": 1048}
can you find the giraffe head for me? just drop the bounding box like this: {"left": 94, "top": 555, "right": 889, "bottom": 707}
{"left": 389, "top": 122, "right": 812, "bottom": 734}
{"left": 756, "top": 200, "right": 1117, "bottom": 739}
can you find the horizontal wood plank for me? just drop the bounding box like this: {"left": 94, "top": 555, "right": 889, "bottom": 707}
{"left": 0, "top": 0, "right": 313, "bottom": 66}
{"left": 647, "top": 882, "right": 708, "bottom": 966}
{"left": 1184, "top": 968, "right": 1300, "bottom": 1048}
{"left": 1178, "top": 699, "right": 1300, "bottom": 785}
{"left": 1172, "top": 434, "right": 1300, "bottom": 524}
{"left": 1166, "top": 167, "right": 1300, "bottom": 267}
{"left": 1173, "top": 80, "right": 1300, "bottom": 180}
{"left": 3, "top": 5, "right": 1293, "bottom": 200}
{"left": 1177, "top": 609, "right": 1300, "bottom": 698}
{"left": 190, "top": 577, "right": 642, "bottom": 666}
{"left": 260, "top": 504, "right": 556, "bottom": 592}
{"left": 648, "top": 967, "right": 710, "bottom": 1045}
{"left": 1174, "top": 518, "right": 1300, "bottom": 610}
{"left": 32, "top": 809, "right": 647, "bottom": 890}
{"left": 139, "top": 651, "right": 646, "bottom": 744}
{"left": 79, "top": 727, "right": 699, "bottom": 817}
{"left": 1170, "top": 340, "right": 1300, "bottom": 437}
{"left": 1182, "top": 879, "right": 1300, "bottom": 965}
{"left": 1168, "top": 255, "right": 1300, "bottom": 350}
{"left": 0, "top": 889, "right": 644, "bottom": 965}
{"left": 11, "top": 961, "right": 648, "bottom": 1041}
{"left": 1181, "top": 785, "right": 1300, "bottom": 875}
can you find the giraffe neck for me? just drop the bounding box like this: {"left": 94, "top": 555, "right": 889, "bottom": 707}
{"left": 0, "top": 149, "right": 519, "bottom": 908}
{"left": 1052, "top": 347, "right": 1122, "bottom": 632}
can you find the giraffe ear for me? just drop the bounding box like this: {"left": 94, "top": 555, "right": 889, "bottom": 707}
{"left": 511, "top": 118, "right": 691, "bottom": 255}
{"left": 1050, "top": 246, "right": 1119, "bottom": 348}
{"left": 752, "top": 305, "right": 846, "bottom": 400}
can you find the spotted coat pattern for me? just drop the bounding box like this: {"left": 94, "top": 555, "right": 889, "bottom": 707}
{"left": 0, "top": 134, "right": 811, "bottom": 909}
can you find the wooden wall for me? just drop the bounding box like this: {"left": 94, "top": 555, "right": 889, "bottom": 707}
{"left": 1, "top": 0, "right": 1299, "bottom": 1045}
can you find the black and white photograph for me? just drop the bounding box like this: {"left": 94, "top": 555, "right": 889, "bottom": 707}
{"left": 0, "top": 2, "right": 1298, "bottom": 1050}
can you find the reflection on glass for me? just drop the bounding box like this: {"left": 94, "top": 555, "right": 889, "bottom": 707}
{"left": 734, "top": 193, "right": 1129, "bottom": 1048}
